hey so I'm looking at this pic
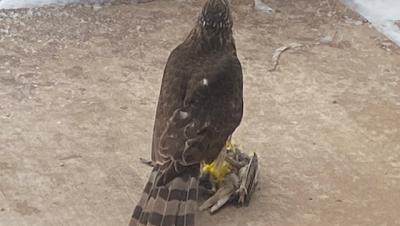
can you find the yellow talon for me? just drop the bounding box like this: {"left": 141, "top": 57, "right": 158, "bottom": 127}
{"left": 201, "top": 137, "right": 236, "bottom": 182}
{"left": 202, "top": 161, "right": 232, "bottom": 182}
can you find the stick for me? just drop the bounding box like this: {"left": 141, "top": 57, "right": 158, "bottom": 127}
{"left": 268, "top": 43, "right": 303, "bottom": 72}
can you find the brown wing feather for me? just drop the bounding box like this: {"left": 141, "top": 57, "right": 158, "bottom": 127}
{"left": 151, "top": 46, "right": 188, "bottom": 165}
{"left": 154, "top": 53, "right": 243, "bottom": 185}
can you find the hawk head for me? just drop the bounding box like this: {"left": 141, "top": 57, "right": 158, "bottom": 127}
{"left": 184, "top": 0, "right": 235, "bottom": 51}
{"left": 198, "top": 0, "right": 233, "bottom": 33}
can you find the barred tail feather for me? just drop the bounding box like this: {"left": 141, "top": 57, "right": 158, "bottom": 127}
{"left": 129, "top": 168, "right": 199, "bottom": 226}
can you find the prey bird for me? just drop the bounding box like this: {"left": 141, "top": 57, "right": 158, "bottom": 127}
{"left": 129, "top": 0, "right": 243, "bottom": 225}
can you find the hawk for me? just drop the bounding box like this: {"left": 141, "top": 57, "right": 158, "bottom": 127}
{"left": 129, "top": 0, "right": 243, "bottom": 225}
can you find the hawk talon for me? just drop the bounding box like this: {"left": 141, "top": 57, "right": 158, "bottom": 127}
{"left": 199, "top": 146, "right": 259, "bottom": 212}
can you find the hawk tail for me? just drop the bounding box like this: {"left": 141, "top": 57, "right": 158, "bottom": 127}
{"left": 129, "top": 168, "right": 199, "bottom": 226}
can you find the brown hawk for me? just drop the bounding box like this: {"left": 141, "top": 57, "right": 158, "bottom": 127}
{"left": 129, "top": 0, "right": 243, "bottom": 225}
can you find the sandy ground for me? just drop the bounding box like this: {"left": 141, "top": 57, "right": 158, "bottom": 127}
{"left": 0, "top": 0, "right": 400, "bottom": 226}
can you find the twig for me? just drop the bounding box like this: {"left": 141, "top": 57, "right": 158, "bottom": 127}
{"left": 268, "top": 43, "right": 303, "bottom": 72}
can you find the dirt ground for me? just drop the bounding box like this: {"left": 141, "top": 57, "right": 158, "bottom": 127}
{"left": 0, "top": 0, "right": 399, "bottom": 225}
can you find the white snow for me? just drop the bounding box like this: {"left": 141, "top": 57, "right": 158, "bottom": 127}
{"left": 0, "top": 0, "right": 103, "bottom": 9}
{"left": 254, "top": 0, "right": 273, "bottom": 15}
{"left": 342, "top": 0, "right": 400, "bottom": 46}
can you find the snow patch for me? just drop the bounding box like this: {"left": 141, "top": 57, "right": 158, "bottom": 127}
{"left": 254, "top": 0, "right": 273, "bottom": 15}
{"left": 342, "top": 0, "right": 400, "bottom": 46}
{"left": 0, "top": 0, "right": 105, "bottom": 9}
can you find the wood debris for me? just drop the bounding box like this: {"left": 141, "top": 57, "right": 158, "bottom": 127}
{"left": 268, "top": 42, "right": 303, "bottom": 72}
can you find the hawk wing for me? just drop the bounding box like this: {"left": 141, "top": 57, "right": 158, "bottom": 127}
{"left": 151, "top": 48, "right": 243, "bottom": 185}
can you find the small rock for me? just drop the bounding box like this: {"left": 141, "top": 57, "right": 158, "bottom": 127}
{"left": 93, "top": 3, "right": 102, "bottom": 11}
{"left": 394, "top": 20, "right": 400, "bottom": 29}
{"left": 26, "top": 9, "right": 33, "bottom": 17}
{"left": 320, "top": 35, "right": 333, "bottom": 44}
{"left": 344, "top": 16, "right": 363, "bottom": 26}
{"left": 319, "top": 194, "right": 329, "bottom": 200}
